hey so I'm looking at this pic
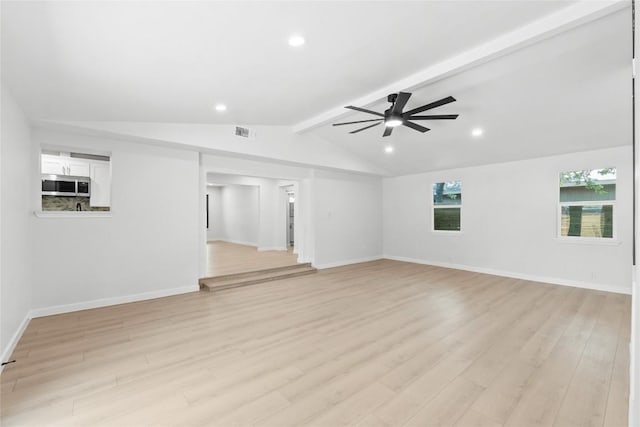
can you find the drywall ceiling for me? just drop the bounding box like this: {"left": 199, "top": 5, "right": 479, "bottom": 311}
{"left": 1, "top": 1, "right": 631, "bottom": 176}
{"left": 310, "top": 8, "right": 632, "bottom": 174}
{"left": 2, "top": 1, "right": 569, "bottom": 124}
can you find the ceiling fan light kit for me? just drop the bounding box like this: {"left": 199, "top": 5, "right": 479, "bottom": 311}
{"left": 332, "top": 91, "right": 459, "bottom": 137}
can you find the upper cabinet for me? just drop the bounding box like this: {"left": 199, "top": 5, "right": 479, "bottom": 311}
{"left": 68, "top": 160, "right": 90, "bottom": 177}
{"left": 90, "top": 161, "right": 111, "bottom": 207}
{"left": 41, "top": 155, "right": 65, "bottom": 175}
{"left": 41, "top": 154, "right": 90, "bottom": 177}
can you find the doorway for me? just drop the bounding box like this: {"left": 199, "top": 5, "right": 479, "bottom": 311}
{"left": 202, "top": 174, "right": 304, "bottom": 279}
{"left": 286, "top": 190, "right": 295, "bottom": 249}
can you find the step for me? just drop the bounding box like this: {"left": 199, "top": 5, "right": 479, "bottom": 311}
{"left": 199, "top": 264, "right": 317, "bottom": 292}
{"left": 201, "top": 263, "right": 313, "bottom": 284}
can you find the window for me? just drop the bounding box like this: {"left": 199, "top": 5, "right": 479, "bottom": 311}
{"left": 40, "top": 150, "right": 112, "bottom": 212}
{"left": 433, "top": 180, "right": 462, "bottom": 231}
{"left": 559, "top": 168, "right": 616, "bottom": 239}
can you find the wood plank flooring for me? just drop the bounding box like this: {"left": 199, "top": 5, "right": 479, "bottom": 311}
{"left": 0, "top": 260, "right": 630, "bottom": 426}
{"left": 205, "top": 240, "right": 300, "bottom": 277}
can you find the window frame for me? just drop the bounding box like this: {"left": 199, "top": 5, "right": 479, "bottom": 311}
{"left": 38, "top": 146, "right": 113, "bottom": 215}
{"left": 556, "top": 168, "right": 617, "bottom": 243}
{"left": 432, "top": 180, "right": 462, "bottom": 233}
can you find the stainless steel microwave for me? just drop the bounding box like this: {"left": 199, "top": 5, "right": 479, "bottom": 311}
{"left": 41, "top": 174, "right": 91, "bottom": 197}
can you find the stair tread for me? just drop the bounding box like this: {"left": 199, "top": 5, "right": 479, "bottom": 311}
{"left": 200, "top": 265, "right": 317, "bottom": 292}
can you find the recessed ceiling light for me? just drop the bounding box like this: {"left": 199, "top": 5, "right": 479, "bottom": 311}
{"left": 288, "top": 35, "right": 305, "bottom": 47}
{"left": 471, "top": 128, "right": 483, "bottom": 137}
{"left": 215, "top": 104, "right": 227, "bottom": 112}
{"left": 384, "top": 145, "right": 394, "bottom": 154}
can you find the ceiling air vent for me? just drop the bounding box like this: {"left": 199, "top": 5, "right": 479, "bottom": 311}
{"left": 234, "top": 126, "right": 255, "bottom": 139}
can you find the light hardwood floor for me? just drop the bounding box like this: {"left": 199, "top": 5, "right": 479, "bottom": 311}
{"left": 0, "top": 260, "right": 630, "bottom": 426}
{"left": 205, "top": 241, "right": 300, "bottom": 277}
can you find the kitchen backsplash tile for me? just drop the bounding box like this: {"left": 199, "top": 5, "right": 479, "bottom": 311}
{"left": 42, "top": 196, "right": 110, "bottom": 212}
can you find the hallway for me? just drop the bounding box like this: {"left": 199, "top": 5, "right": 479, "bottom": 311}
{"left": 205, "top": 241, "right": 300, "bottom": 277}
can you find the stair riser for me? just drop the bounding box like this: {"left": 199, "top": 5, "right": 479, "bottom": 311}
{"left": 200, "top": 263, "right": 313, "bottom": 283}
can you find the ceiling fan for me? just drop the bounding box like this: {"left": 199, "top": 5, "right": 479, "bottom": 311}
{"left": 332, "top": 92, "right": 458, "bottom": 137}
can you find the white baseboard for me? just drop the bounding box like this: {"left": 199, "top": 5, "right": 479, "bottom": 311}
{"left": 384, "top": 255, "right": 631, "bottom": 295}
{"left": 29, "top": 285, "right": 199, "bottom": 318}
{"left": 314, "top": 255, "right": 384, "bottom": 270}
{"left": 1, "top": 285, "right": 199, "bottom": 370}
{"left": 0, "top": 313, "right": 31, "bottom": 373}
{"left": 258, "top": 246, "right": 287, "bottom": 252}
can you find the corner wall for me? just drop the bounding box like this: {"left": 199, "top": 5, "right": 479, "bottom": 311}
{"left": 0, "top": 87, "right": 34, "bottom": 362}
{"left": 383, "top": 146, "right": 632, "bottom": 294}
{"left": 205, "top": 174, "right": 289, "bottom": 251}
{"left": 218, "top": 184, "right": 260, "bottom": 246}
{"left": 313, "top": 171, "right": 383, "bottom": 268}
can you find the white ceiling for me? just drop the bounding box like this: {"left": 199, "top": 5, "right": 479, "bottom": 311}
{"left": 1, "top": 1, "right": 632, "bottom": 176}
{"left": 2, "top": 1, "right": 570, "bottom": 124}
{"left": 311, "top": 8, "right": 632, "bottom": 174}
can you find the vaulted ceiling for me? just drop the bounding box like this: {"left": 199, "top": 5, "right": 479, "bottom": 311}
{"left": 312, "top": 8, "right": 631, "bottom": 174}
{"left": 1, "top": 1, "right": 632, "bottom": 176}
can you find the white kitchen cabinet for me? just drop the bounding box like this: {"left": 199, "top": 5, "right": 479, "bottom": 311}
{"left": 68, "top": 160, "right": 90, "bottom": 177}
{"left": 41, "top": 155, "right": 66, "bottom": 174}
{"left": 90, "top": 161, "right": 111, "bottom": 207}
{"left": 41, "top": 154, "right": 90, "bottom": 177}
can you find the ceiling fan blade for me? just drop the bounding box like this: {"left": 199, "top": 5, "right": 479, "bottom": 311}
{"left": 391, "top": 92, "right": 411, "bottom": 115}
{"left": 403, "top": 96, "right": 456, "bottom": 117}
{"left": 349, "top": 121, "right": 382, "bottom": 134}
{"left": 403, "top": 121, "right": 430, "bottom": 133}
{"left": 382, "top": 126, "right": 393, "bottom": 137}
{"left": 333, "top": 118, "right": 384, "bottom": 127}
{"left": 345, "top": 106, "right": 384, "bottom": 117}
{"left": 407, "top": 114, "right": 459, "bottom": 120}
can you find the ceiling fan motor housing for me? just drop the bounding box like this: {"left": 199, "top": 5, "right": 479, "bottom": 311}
{"left": 384, "top": 108, "right": 402, "bottom": 124}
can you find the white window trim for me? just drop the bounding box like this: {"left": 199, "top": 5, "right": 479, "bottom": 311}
{"left": 556, "top": 200, "right": 617, "bottom": 242}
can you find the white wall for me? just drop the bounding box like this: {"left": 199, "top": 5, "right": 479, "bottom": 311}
{"left": 313, "top": 171, "right": 383, "bottom": 268}
{"left": 45, "top": 121, "right": 389, "bottom": 176}
{"left": 30, "top": 128, "right": 201, "bottom": 313}
{"left": 206, "top": 186, "right": 223, "bottom": 241}
{"left": 297, "top": 178, "right": 314, "bottom": 264}
{"left": 384, "top": 146, "right": 632, "bottom": 294}
{"left": 217, "top": 184, "right": 259, "bottom": 246}
{"left": 0, "top": 87, "right": 34, "bottom": 363}
{"left": 207, "top": 174, "right": 289, "bottom": 251}
{"left": 631, "top": 6, "right": 639, "bottom": 422}
{"left": 258, "top": 181, "right": 282, "bottom": 250}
